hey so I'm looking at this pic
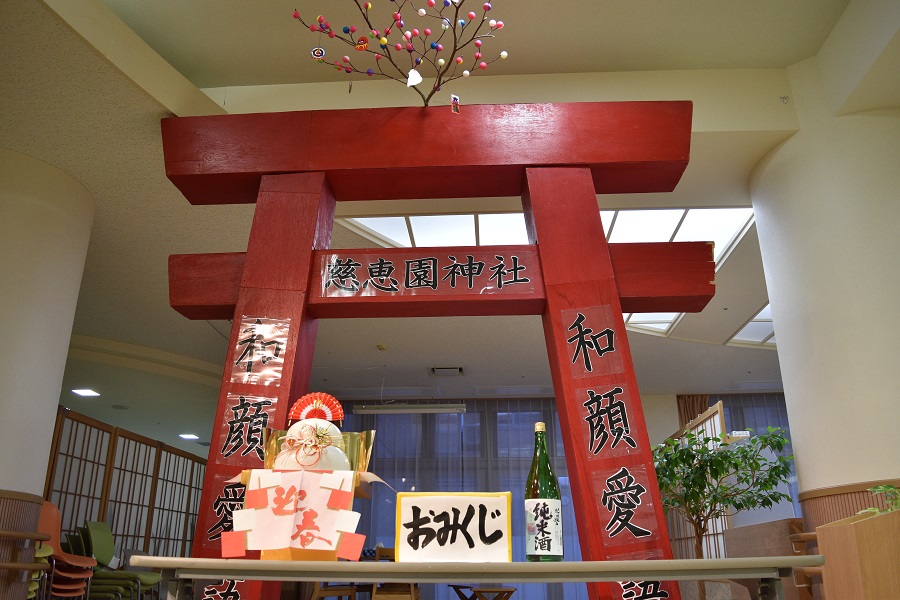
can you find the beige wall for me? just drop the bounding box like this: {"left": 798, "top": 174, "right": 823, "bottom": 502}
{"left": 0, "top": 149, "right": 94, "bottom": 495}
{"left": 640, "top": 394, "right": 679, "bottom": 447}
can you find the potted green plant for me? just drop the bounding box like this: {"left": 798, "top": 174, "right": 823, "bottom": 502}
{"left": 857, "top": 483, "right": 899, "bottom": 515}
{"left": 652, "top": 427, "right": 794, "bottom": 600}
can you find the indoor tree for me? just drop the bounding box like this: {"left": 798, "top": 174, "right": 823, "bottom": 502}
{"left": 652, "top": 427, "right": 793, "bottom": 600}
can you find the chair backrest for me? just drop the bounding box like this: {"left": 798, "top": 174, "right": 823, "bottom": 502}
{"left": 123, "top": 549, "right": 151, "bottom": 572}
{"left": 77, "top": 527, "right": 92, "bottom": 556}
{"left": 375, "top": 547, "right": 396, "bottom": 562}
{"left": 84, "top": 521, "right": 116, "bottom": 567}
{"left": 37, "top": 502, "right": 64, "bottom": 554}
{"left": 66, "top": 531, "right": 86, "bottom": 556}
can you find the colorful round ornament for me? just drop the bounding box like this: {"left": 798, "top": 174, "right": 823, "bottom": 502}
{"left": 311, "top": 47, "right": 326, "bottom": 59}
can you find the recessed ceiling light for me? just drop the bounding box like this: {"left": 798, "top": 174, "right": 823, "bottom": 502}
{"left": 179, "top": 434, "right": 200, "bottom": 440}
{"left": 72, "top": 389, "right": 100, "bottom": 397}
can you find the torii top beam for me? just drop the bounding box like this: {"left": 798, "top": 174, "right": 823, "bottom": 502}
{"left": 160, "top": 101, "right": 692, "bottom": 204}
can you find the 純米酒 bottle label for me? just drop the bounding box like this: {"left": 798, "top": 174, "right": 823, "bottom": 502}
{"left": 524, "top": 498, "right": 563, "bottom": 555}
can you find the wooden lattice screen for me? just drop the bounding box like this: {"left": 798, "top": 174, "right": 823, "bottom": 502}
{"left": 44, "top": 407, "right": 205, "bottom": 559}
{"left": 664, "top": 401, "right": 730, "bottom": 559}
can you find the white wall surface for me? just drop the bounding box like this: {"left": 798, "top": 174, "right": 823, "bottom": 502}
{"left": 0, "top": 149, "right": 94, "bottom": 495}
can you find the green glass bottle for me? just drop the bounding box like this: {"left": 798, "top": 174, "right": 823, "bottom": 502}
{"left": 525, "top": 421, "right": 563, "bottom": 561}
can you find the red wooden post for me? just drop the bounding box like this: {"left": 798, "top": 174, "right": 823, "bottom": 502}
{"left": 524, "top": 167, "right": 680, "bottom": 600}
{"left": 193, "top": 172, "right": 335, "bottom": 600}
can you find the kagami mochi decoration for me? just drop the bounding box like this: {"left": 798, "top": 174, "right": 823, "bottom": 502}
{"left": 291, "top": 0, "right": 508, "bottom": 106}
{"left": 274, "top": 393, "right": 351, "bottom": 470}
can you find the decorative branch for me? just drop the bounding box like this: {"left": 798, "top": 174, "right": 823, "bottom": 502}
{"left": 292, "top": 0, "right": 508, "bottom": 106}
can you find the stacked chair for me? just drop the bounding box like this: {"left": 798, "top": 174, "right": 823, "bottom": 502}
{"left": 36, "top": 501, "right": 161, "bottom": 600}
{"left": 30, "top": 543, "right": 53, "bottom": 599}
{"left": 79, "top": 521, "right": 161, "bottom": 600}
{"left": 37, "top": 501, "right": 97, "bottom": 600}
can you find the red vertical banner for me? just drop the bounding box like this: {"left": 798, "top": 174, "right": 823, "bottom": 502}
{"left": 192, "top": 173, "right": 336, "bottom": 600}
{"left": 523, "top": 167, "right": 680, "bottom": 600}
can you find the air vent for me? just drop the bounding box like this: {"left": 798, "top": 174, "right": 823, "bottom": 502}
{"left": 430, "top": 367, "right": 464, "bottom": 377}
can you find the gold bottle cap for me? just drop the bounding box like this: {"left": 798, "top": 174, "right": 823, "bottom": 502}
{"left": 534, "top": 422, "right": 546, "bottom": 432}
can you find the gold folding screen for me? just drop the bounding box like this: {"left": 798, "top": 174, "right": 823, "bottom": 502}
{"left": 44, "top": 407, "right": 205, "bottom": 558}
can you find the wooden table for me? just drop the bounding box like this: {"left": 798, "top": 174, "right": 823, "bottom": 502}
{"left": 449, "top": 584, "right": 516, "bottom": 600}
{"left": 131, "top": 555, "right": 824, "bottom": 600}
{"left": 470, "top": 587, "right": 516, "bottom": 600}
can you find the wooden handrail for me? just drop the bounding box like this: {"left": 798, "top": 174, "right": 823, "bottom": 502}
{"left": 0, "top": 561, "right": 50, "bottom": 572}
{"left": 132, "top": 554, "right": 825, "bottom": 584}
{"left": 0, "top": 530, "right": 50, "bottom": 542}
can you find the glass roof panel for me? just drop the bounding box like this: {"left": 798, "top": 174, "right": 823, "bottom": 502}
{"left": 631, "top": 322, "right": 671, "bottom": 332}
{"left": 629, "top": 312, "right": 679, "bottom": 323}
{"left": 733, "top": 321, "right": 775, "bottom": 343}
{"left": 353, "top": 217, "right": 411, "bottom": 247}
{"left": 600, "top": 211, "right": 616, "bottom": 237}
{"left": 673, "top": 208, "right": 754, "bottom": 261}
{"left": 608, "top": 209, "right": 684, "bottom": 243}
{"left": 478, "top": 213, "right": 529, "bottom": 245}
{"left": 410, "top": 215, "right": 476, "bottom": 247}
{"left": 755, "top": 304, "right": 772, "bottom": 319}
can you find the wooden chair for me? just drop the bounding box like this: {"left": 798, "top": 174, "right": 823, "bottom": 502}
{"left": 369, "top": 548, "right": 420, "bottom": 600}
{"left": 789, "top": 531, "right": 823, "bottom": 598}
{"left": 309, "top": 580, "right": 357, "bottom": 600}
{"left": 470, "top": 588, "right": 516, "bottom": 600}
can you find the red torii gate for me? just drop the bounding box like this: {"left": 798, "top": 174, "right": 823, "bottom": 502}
{"left": 162, "top": 102, "right": 713, "bottom": 600}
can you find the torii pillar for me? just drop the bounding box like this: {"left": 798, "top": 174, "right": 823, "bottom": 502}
{"left": 162, "top": 102, "right": 713, "bottom": 600}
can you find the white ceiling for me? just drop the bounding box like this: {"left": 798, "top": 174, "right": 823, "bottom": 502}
{"left": 1, "top": 0, "right": 866, "bottom": 457}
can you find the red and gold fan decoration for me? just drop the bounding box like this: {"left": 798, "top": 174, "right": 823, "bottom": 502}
{"left": 288, "top": 392, "right": 344, "bottom": 423}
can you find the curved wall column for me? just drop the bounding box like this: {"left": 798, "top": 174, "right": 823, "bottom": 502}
{"left": 0, "top": 148, "right": 94, "bottom": 496}
{"left": 750, "top": 58, "right": 900, "bottom": 498}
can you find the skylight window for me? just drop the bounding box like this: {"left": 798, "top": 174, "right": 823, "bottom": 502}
{"left": 339, "top": 207, "right": 757, "bottom": 341}
{"left": 607, "top": 209, "right": 684, "bottom": 243}
{"left": 627, "top": 312, "right": 681, "bottom": 334}
{"left": 730, "top": 304, "right": 776, "bottom": 346}
{"left": 354, "top": 217, "right": 411, "bottom": 247}
{"left": 478, "top": 213, "right": 529, "bottom": 245}
{"left": 673, "top": 208, "right": 754, "bottom": 261}
{"left": 410, "top": 215, "right": 475, "bottom": 247}
{"left": 600, "top": 211, "right": 615, "bottom": 236}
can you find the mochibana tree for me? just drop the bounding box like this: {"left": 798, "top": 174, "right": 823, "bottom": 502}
{"left": 293, "top": 0, "right": 508, "bottom": 106}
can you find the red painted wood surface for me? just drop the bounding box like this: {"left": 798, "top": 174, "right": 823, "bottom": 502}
{"left": 169, "top": 243, "right": 713, "bottom": 320}
{"left": 160, "top": 102, "right": 692, "bottom": 204}
{"left": 192, "top": 173, "right": 335, "bottom": 600}
{"left": 524, "top": 167, "right": 681, "bottom": 600}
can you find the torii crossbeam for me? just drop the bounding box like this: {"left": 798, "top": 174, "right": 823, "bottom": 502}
{"left": 162, "top": 102, "right": 712, "bottom": 600}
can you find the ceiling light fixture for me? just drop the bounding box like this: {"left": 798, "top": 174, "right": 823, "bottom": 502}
{"left": 71, "top": 389, "right": 100, "bottom": 397}
{"left": 353, "top": 403, "right": 466, "bottom": 415}
{"left": 179, "top": 434, "right": 200, "bottom": 440}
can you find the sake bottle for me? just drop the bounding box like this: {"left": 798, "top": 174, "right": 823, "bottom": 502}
{"left": 525, "top": 421, "right": 563, "bottom": 561}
